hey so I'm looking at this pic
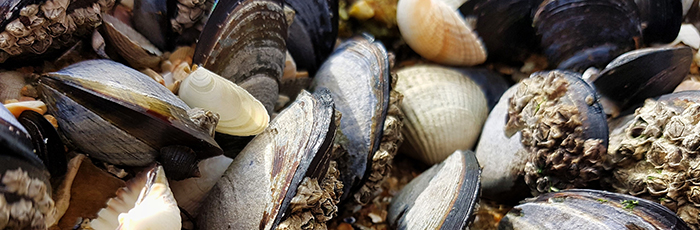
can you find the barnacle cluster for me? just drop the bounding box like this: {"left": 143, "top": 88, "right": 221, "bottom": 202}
{"left": 610, "top": 98, "right": 700, "bottom": 227}
{"left": 506, "top": 71, "right": 608, "bottom": 194}
{"left": 0, "top": 168, "right": 55, "bottom": 229}
{"left": 171, "top": 0, "right": 211, "bottom": 34}
{"left": 0, "top": 0, "right": 115, "bottom": 62}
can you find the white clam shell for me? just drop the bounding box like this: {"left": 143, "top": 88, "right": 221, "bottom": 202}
{"left": 179, "top": 67, "right": 270, "bottom": 136}
{"left": 396, "top": 0, "right": 487, "bottom": 66}
{"left": 396, "top": 65, "right": 489, "bottom": 165}
{"left": 671, "top": 24, "right": 700, "bottom": 49}
{"left": 90, "top": 166, "right": 181, "bottom": 230}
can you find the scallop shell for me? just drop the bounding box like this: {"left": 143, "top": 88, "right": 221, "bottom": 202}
{"left": 179, "top": 67, "right": 269, "bottom": 136}
{"left": 395, "top": 65, "right": 488, "bottom": 165}
{"left": 90, "top": 165, "right": 181, "bottom": 230}
{"left": 396, "top": 0, "right": 487, "bottom": 66}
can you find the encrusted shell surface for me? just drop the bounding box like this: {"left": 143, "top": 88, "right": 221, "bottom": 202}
{"left": 395, "top": 65, "right": 488, "bottom": 165}
{"left": 396, "top": 0, "right": 487, "bottom": 66}
{"left": 179, "top": 67, "right": 269, "bottom": 136}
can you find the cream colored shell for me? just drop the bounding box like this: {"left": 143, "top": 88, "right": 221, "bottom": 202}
{"left": 178, "top": 67, "right": 269, "bottom": 136}
{"left": 90, "top": 166, "right": 181, "bottom": 230}
{"left": 396, "top": 0, "right": 487, "bottom": 66}
{"left": 396, "top": 65, "right": 488, "bottom": 165}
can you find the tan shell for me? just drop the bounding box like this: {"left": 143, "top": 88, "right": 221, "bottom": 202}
{"left": 396, "top": 0, "right": 487, "bottom": 66}
{"left": 178, "top": 67, "right": 270, "bottom": 136}
{"left": 395, "top": 65, "right": 488, "bottom": 165}
{"left": 101, "top": 14, "right": 163, "bottom": 70}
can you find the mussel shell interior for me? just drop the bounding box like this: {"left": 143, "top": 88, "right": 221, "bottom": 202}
{"left": 499, "top": 189, "right": 691, "bottom": 229}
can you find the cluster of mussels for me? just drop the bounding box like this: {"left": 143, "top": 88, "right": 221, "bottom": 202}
{"left": 3, "top": 0, "right": 700, "bottom": 229}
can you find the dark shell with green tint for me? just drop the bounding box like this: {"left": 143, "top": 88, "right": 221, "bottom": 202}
{"left": 499, "top": 189, "right": 691, "bottom": 230}
{"left": 193, "top": 0, "right": 287, "bottom": 114}
{"left": 311, "top": 34, "right": 390, "bottom": 202}
{"left": 38, "top": 59, "right": 222, "bottom": 167}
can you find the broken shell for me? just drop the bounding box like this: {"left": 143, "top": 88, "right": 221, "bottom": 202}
{"left": 179, "top": 66, "right": 270, "bottom": 136}
{"left": 533, "top": 0, "right": 642, "bottom": 71}
{"left": 198, "top": 90, "right": 337, "bottom": 230}
{"left": 38, "top": 60, "right": 222, "bottom": 179}
{"left": 499, "top": 189, "right": 690, "bottom": 230}
{"left": 193, "top": 0, "right": 287, "bottom": 114}
{"left": 506, "top": 70, "right": 609, "bottom": 194}
{"left": 593, "top": 46, "right": 693, "bottom": 109}
{"left": 387, "top": 149, "right": 481, "bottom": 229}
{"left": 284, "top": 0, "right": 338, "bottom": 75}
{"left": 671, "top": 24, "right": 700, "bottom": 49}
{"left": 396, "top": 0, "right": 487, "bottom": 66}
{"left": 3, "top": 100, "right": 46, "bottom": 117}
{"left": 169, "top": 155, "right": 233, "bottom": 216}
{"left": 101, "top": 14, "right": 163, "bottom": 70}
{"left": 395, "top": 65, "right": 489, "bottom": 165}
{"left": 311, "top": 34, "right": 391, "bottom": 202}
{"left": 90, "top": 165, "right": 181, "bottom": 230}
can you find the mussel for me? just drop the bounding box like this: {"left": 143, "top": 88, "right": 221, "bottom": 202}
{"left": 192, "top": 0, "right": 287, "bottom": 114}
{"left": 505, "top": 70, "right": 609, "bottom": 194}
{"left": 284, "top": 0, "right": 338, "bottom": 75}
{"left": 387, "top": 149, "right": 481, "bottom": 230}
{"left": 593, "top": 46, "right": 693, "bottom": 110}
{"left": 197, "top": 90, "right": 340, "bottom": 230}
{"left": 311, "top": 34, "right": 395, "bottom": 204}
{"left": 499, "top": 189, "right": 691, "bottom": 229}
{"left": 0, "top": 105, "right": 55, "bottom": 229}
{"left": 533, "top": 0, "right": 642, "bottom": 71}
{"left": 37, "top": 59, "right": 222, "bottom": 180}
{"left": 635, "top": 0, "right": 683, "bottom": 44}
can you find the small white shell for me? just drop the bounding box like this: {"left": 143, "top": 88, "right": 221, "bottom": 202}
{"left": 170, "top": 155, "right": 233, "bottom": 215}
{"left": 178, "top": 67, "right": 269, "bottom": 136}
{"left": 396, "top": 0, "right": 487, "bottom": 66}
{"left": 395, "top": 65, "right": 488, "bottom": 165}
{"left": 90, "top": 166, "right": 181, "bottom": 230}
{"left": 671, "top": 24, "right": 700, "bottom": 49}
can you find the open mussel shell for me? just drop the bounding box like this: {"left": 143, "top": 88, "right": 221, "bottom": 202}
{"left": 635, "top": 0, "right": 683, "bottom": 44}
{"left": 100, "top": 14, "right": 163, "bottom": 70}
{"left": 499, "top": 189, "right": 691, "bottom": 230}
{"left": 284, "top": 0, "right": 338, "bottom": 75}
{"left": 395, "top": 65, "right": 489, "bottom": 165}
{"left": 193, "top": 0, "right": 287, "bottom": 114}
{"left": 90, "top": 164, "right": 181, "bottom": 230}
{"left": 396, "top": 0, "right": 487, "bottom": 66}
{"left": 387, "top": 149, "right": 481, "bottom": 230}
{"left": 311, "top": 34, "right": 390, "bottom": 201}
{"left": 197, "top": 90, "right": 336, "bottom": 230}
{"left": 37, "top": 60, "right": 221, "bottom": 176}
{"left": 506, "top": 70, "right": 609, "bottom": 194}
{"left": 533, "top": 0, "right": 642, "bottom": 71}
{"left": 475, "top": 85, "right": 531, "bottom": 204}
{"left": 179, "top": 67, "right": 270, "bottom": 136}
{"left": 593, "top": 46, "right": 693, "bottom": 109}
{"left": 458, "top": 0, "right": 540, "bottom": 63}
{"left": 0, "top": 105, "right": 55, "bottom": 229}
{"left": 0, "top": 0, "right": 114, "bottom": 64}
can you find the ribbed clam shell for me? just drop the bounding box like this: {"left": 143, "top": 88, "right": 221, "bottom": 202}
{"left": 395, "top": 65, "right": 488, "bottom": 165}
{"left": 91, "top": 165, "right": 181, "bottom": 230}
{"left": 396, "top": 0, "right": 487, "bottom": 66}
{"left": 198, "top": 90, "right": 336, "bottom": 230}
{"left": 38, "top": 60, "right": 221, "bottom": 166}
{"left": 387, "top": 149, "right": 481, "bottom": 230}
{"left": 193, "top": 0, "right": 287, "bottom": 114}
{"left": 499, "top": 189, "right": 690, "bottom": 230}
{"left": 179, "top": 67, "right": 269, "bottom": 136}
{"left": 311, "top": 34, "right": 390, "bottom": 201}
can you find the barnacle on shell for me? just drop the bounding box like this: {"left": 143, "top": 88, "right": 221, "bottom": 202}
{"left": 609, "top": 96, "right": 700, "bottom": 228}
{"left": 506, "top": 71, "right": 608, "bottom": 195}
